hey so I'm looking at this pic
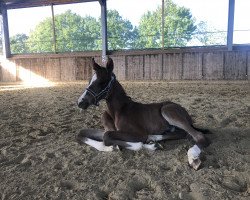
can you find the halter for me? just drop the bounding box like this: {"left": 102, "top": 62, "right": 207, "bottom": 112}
{"left": 86, "top": 74, "right": 116, "bottom": 106}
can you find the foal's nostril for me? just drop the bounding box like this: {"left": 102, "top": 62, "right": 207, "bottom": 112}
{"left": 77, "top": 98, "right": 82, "bottom": 106}
{"left": 77, "top": 99, "right": 89, "bottom": 109}
{"left": 78, "top": 100, "right": 84, "bottom": 107}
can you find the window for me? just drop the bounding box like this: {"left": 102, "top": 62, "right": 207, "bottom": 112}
{"left": 8, "top": 6, "right": 52, "bottom": 54}
{"left": 53, "top": 2, "right": 101, "bottom": 52}
{"left": 107, "top": 0, "right": 162, "bottom": 50}
{"left": 174, "top": 0, "right": 228, "bottom": 46}
{"left": 234, "top": 0, "right": 250, "bottom": 44}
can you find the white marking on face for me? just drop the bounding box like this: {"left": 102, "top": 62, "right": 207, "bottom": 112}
{"left": 84, "top": 138, "right": 113, "bottom": 152}
{"left": 125, "top": 142, "right": 143, "bottom": 151}
{"left": 78, "top": 74, "right": 97, "bottom": 105}
{"left": 89, "top": 73, "right": 97, "bottom": 85}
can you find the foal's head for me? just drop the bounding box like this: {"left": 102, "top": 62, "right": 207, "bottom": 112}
{"left": 77, "top": 57, "right": 115, "bottom": 109}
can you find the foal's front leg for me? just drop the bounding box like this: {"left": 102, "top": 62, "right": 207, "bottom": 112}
{"left": 76, "top": 111, "right": 117, "bottom": 152}
{"left": 102, "top": 111, "right": 116, "bottom": 131}
{"left": 103, "top": 131, "right": 157, "bottom": 151}
{"left": 76, "top": 129, "right": 113, "bottom": 151}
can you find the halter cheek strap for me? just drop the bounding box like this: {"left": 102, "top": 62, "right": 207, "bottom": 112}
{"left": 86, "top": 74, "right": 116, "bottom": 106}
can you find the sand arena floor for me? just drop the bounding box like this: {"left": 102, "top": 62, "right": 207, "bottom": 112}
{"left": 0, "top": 81, "right": 249, "bottom": 200}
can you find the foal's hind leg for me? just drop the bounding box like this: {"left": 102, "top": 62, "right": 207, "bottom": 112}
{"left": 161, "top": 104, "right": 210, "bottom": 170}
{"left": 161, "top": 104, "right": 210, "bottom": 148}
{"left": 147, "top": 128, "right": 187, "bottom": 143}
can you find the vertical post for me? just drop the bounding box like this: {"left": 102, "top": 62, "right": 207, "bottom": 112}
{"left": 51, "top": 4, "right": 57, "bottom": 53}
{"left": 99, "top": 0, "right": 107, "bottom": 63}
{"left": 227, "top": 0, "right": 235, "bottom": 51}
{"left": 161, "top": 0, "right": 165, "bottom": 49}
{"left": 1, "top": 2, "right": 11, "bottom": 58}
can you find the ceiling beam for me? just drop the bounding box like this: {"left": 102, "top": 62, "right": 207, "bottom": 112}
{"left": 5, "top": 0, "right": 98, "bottom": 9}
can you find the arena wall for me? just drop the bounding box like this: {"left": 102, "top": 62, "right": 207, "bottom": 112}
{"left": 0, "top": 46, "right": 249, "bottom": 82}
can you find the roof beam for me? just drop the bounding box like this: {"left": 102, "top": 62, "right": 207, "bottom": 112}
{"left": 5, "top": 0, "right": 98, "bottom": 9}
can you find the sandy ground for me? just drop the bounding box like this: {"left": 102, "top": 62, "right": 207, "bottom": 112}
{"left": 0, "top": 81, "right": 249, "bottom": 200}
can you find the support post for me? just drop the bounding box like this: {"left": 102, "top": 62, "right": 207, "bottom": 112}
{"left": 227, "top": 0, "right": 235, "bottom": 51}
{"left": 51, "top": 4, "right": 57, "bottom": 53}
{"left": 1, "top": 2, "right": 11, "bottom": 58}
{"left": 161, "top": 0, "right": 165, "bottom": 49}
{"left": 99, "top": 0, "right": 107, "bottom": 63}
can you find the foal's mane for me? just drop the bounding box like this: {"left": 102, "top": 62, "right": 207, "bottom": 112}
{"left": 108, "top": 77, "right": 132, "bottom": 102}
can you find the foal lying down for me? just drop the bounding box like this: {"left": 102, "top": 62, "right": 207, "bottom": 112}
{"left": 77, "top": 58, "right": 211, "bottom": 170}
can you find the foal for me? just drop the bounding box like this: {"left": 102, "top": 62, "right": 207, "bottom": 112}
{"left": 77, "top": 58, "right": 210, "bottom": 170}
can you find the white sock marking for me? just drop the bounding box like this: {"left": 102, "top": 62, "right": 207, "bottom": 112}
{"left": 147, "top": 135, "right": 164, "bottom": 142}
{"left": 143, "top": 143, "right": 157, "bottom": 151}
{"left": 125, "top": 142, "right": 143, "bottom": 151}
{"left": 187, "top": 145, "right": 201, "bottom": 164}
{"left": 84, "top": 138, "right": 113, "bottom": 152}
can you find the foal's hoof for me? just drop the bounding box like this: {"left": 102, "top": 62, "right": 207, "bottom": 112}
{"left": 189, "top": 158, "right": 202, "bottom": 170}
{"left": 143, "top": 142, "right": 163, "bottom": 151}
{"left": 155, "top": 142, "right": 164, "bottom": 150}
{"left": 76, "top": 134, "right": 87, "bottom": 145}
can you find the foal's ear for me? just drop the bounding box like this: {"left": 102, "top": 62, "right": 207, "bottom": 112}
{"left": 92, "top": 58, "right": 101, "bottom": 71}
{"left": 106, "top": 57, "right": 114, "bottom": 73}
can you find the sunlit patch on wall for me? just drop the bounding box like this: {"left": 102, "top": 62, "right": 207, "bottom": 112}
{"left": 0, "top": 58, "right": 54, "bottom": 91}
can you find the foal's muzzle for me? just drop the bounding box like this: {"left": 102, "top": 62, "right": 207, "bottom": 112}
{"left": 77, "top": 92, "right": 92, "bottom": 109}
{"left": 78, "top": 99, "right": 90, "bottom": 110}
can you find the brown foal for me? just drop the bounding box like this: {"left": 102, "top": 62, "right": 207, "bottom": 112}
{"left": 77, "top": 57, "right": 210, "bottom": 170}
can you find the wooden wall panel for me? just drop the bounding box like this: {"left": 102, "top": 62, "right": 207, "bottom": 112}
{"left": 29, "top": 58, "right": 46, "bottom": 81}
{"left": 0, "top": 59, "right": 17, "bottom": 82}
{"left": 126, "top": 55, "right": 144, "bottom": 80}
{"left": 0, "top": 63, "right": 2, "bottom": 81}
{"left": 75, "top": 57, "right": 92, "bottom": 80}
{"left": 44, "top": 58, "right": 61, "bottom": 81}
{"left": 14, "top": 59, "right": 22, "bottom": 81}
{"left": 111, "top": 55, "right": 126, "bottom": 80}
{"left": 248, "top": 52, "right": 250, "bottom": 80}
{"left": 60, "top": 57, "right": 76, "bottom": 81}
{"left": 203, "top": 52, "right": 224, "bottom": 80}
{"left": 182, "top": 53, "right": 203, "bottom": 80}
{"left": 163, "top": 53, "right": 182, "bottom": 80}
{"left": 224, "top": 51, "right": 247, "bottom": 80}
{"left": 144, "top": 54, "right": 162, "bottom": 80}
{"left": 15, "top": 59, "right": 31, "bottom": 82}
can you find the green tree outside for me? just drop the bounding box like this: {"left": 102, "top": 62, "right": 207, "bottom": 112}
{"left": 194, "top": 21, "right": 226, "bottom": 46}
{"left": 10, "top": 34, "right": 29, "bottom": 54}
{"left": 105, "top": 10, "right": 138, "bottom": 50}
{"left": 27, "top": 10, "right": 101, "bottom": 53}
{"left": 137, "top": 0, "right": 197, "bottom": 48}
{"left": 9, "top": 2, "right": 224, "bottom": 54}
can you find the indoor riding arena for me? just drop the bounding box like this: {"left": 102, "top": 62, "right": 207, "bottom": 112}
{"left": 0, "top": 0, "right": 249, "bottom": 200}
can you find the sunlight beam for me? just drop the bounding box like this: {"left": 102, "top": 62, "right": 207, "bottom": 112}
{"left": 0, "top": 57, "right": 54, "bottom": 89}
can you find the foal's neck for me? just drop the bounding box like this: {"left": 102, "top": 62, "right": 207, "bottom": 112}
{"left": 106, "top": 80, "right": 131, "bottom": 115}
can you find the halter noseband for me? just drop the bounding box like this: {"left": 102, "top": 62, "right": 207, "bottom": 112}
{"left": 86, "top": 74, "right": 116, "bottom": 106}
